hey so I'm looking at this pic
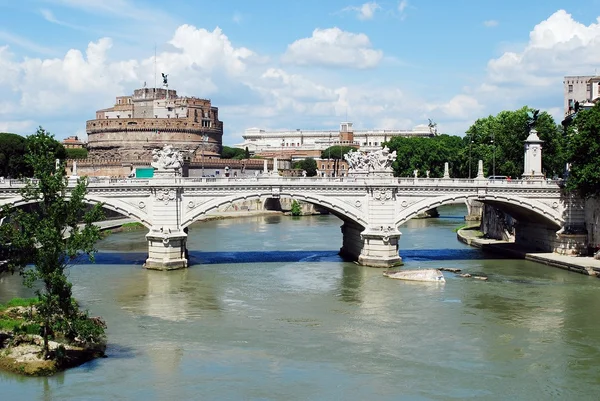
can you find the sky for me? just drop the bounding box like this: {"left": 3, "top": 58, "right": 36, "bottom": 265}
{"left": 1, "top": 0, "right": 600, "bottom": 145}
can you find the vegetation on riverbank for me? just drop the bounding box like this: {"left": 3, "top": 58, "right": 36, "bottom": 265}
{"left": 0, "top": 128, "right": 106, "bottom": 376}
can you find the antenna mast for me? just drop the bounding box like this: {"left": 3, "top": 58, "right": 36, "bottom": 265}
{"left": 153, "top": 43, "right": 157, "bottom": 100}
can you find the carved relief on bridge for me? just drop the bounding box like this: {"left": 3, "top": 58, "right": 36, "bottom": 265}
{"left": 371, "top": 187, "right": 395, "bottom": 204}
{"left": 155, "top": 188, "right": 176, "bottom": 205}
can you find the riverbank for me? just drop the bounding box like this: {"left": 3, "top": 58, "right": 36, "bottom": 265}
{"left": 0, "top": 300, "right": 106, "bottom": 376}
{"left": 457, "top": 226, "right": 600, "bottom": 277}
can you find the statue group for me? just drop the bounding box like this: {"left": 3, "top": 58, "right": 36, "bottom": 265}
{"left": 344, "top": 147, "right": 397, "bottom": 175}
{"left": 151, "top": 145, "right": 184, "bottom": 171}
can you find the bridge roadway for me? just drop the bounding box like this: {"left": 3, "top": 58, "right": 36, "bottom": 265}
{"left": 0, "top": 176, "right": 584, "bottom": 270}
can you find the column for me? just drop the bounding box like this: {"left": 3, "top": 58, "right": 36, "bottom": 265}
{"left": 144, "top": 186, "right": 188, "bottom": 270}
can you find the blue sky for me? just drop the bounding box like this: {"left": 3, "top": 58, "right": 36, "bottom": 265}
{"left": 1, "top": 0, "right": 599, "bottom": 145}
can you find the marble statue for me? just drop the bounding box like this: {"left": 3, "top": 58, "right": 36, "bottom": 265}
{"left": 344, "top": 146, "right": 397, "bottom": 174}
{"left": 151, "top": 145, "right": 184, "bottom": 171}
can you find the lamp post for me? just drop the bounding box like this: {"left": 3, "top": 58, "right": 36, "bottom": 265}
{"left": 328, "top": 134, "right": 332, "bottom": 177}
{"left": 491, "top": 133, "right": 496, "bottom": 178}
{"left": 201, "top": 134, "right": 208, "bottom": 177}
{"left": 468, "top": 137, "right": 473, "bottom": 179}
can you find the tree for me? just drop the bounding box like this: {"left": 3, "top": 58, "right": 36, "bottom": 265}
{"left": 294, "top": 157, "right": 317, "bottom": 177}
{"left": 321, "top": 146, "right": 355, "bottom": 176}
{"left": 0, "top": 127, "right": 105, "bottom": 357}
{"left": 244, "top": 146, "right": 250, "bottom": 159}
{"left": 0, "top": 133, "right": 32, "bottom": 178}
{"left": 565, "top": 102, "right": 600, "bottom": 198}
{"left": 465, "top": 107, "right": 566, "bottom": 179}
{"left": 221, "top": 146, "right": 246, "bottom": 159}
{"left": 66, "top": 148, "right": 88, "bottom": 159}
{"left": 385, "top": 135, "right": 464, "bottom": 177}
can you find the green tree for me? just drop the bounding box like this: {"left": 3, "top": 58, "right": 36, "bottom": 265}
{"left": 0, "top": 132, "right": 66, "bottom": 178}
{"left": 221, "top": 146, "right": 246, "bottom": 159}
{"left": 244, "top": 146, "right": 250, "bottom": 159}
{"left": 66, "top": 148, "right": 88, "bottom": 159}
{"left": 0, "top": 133, "right": 30, "bottom": 178}
{"left": 565, "top": 103, "right": 600, "bottom": 198}
{"left": 321, "top": 146, "right": 355, "bottom": 176}
{"left": 0, "top": 127, "right": 105, "bottom": 357}
{"left": 294, "top": 157, "right": 317, "bottom": 177}
{"left": 465, "top": 107, "right": 566, "bottom": 179}
{"left": 385, "top": 135, "right": 464, "bottom": 177}
{"left": 290, "top": 200, "right": 302, "bottom": 216}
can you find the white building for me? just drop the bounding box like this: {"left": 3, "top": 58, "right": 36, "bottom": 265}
{"left": 564, "top": 75, "right": 600, "bottom": 114}
{"left": 235, "top": 122, "right": 435, "bottom": 155}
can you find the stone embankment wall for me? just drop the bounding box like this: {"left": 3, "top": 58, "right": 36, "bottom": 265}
{"left": 481, "top": 204, "right": 515, "bottom": 241}
{"left": 585, "top": 197, "right": 600, "bottom": 254}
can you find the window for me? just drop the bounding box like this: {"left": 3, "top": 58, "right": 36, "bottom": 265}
{"left": 321, "top": 164, "right": 325, "bottom": 169}
{"left": 568, "top": 84, "right": 573, "bottom": 92}
{"left": 587, "top": 84, "right": 592, "bottom": 92}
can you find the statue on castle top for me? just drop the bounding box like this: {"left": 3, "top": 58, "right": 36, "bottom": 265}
{"left": 428, "top": 119, "right": 438, "bottom": 135}
{"left": 526, "top": 109, "right": 539, "bottom": 131}
{"left": 161, "top": 73, "right": 168, "bottom": 86}
{"left": 151, "top": 144, "right": 183, "bottom": 171}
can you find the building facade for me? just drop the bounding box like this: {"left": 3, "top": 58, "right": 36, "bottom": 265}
{"left": 235, "top": 122, "right": 435, "bottom": 157}
{"left": 86, "top": 87, "right": 223, "bottom": 159}
{"left": 563, "top": 75, "right": 600, "bottom": 115}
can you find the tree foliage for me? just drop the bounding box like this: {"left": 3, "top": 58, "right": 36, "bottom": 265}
{"left": 0, "top": 127, "right": 105, "bottom": 356}
{"left": 384, "top": 134, "right": 464, "bottom": 177}
{"left": 464, "top": 107, "right": 566, "bottom": 179}
{"left": 294, "top": 158, "right": 318, "bottom": 177}
{"left": 221, "top": 146, "right": 246, "bottom": 159}
{"left": 320, "top": 146, "right": 355, "bottom": 160}
{"left": 66, "top": 147, "right": 88, "bottom": 159}
{"left": 0, "top": 132, "right": 67, "bottom": 178}
{"left": 565, "top": 103, "right": 600, "bottom": 198}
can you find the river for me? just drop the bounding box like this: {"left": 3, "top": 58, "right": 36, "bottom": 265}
{"left": 1, "top": 205, "right": 599, "bottom": 400}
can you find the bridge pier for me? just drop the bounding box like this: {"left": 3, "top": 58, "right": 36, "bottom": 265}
{"left": 144, "top": 228, "right": 188, "bottom": 270}
{"left": 340, "top": 222, "right": 403, "bottom": 268}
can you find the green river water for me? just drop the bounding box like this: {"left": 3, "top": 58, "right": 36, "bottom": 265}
{"left": 1, "top": 205, "right": 599, "bottom": 400}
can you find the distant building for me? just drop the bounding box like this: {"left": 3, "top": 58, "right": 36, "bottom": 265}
{"left": 564, "top": 75, "right": 600, "bottom": 115}
{"left": 86, "top": 87, "right": 223, "bottom": 159}
{"left": 62, "top": 136, "right": 84, "bottom": 149}
{"left": 235, "top": 122, "right": 435, "bottom": 159}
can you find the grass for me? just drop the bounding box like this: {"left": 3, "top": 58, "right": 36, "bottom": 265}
{"left": 0, "top": 297, "right": 38, "bottom": 311}
{"left": 120, "top": 222, "right": 145, "bottom": 232}
{"left": 0, "top": 298, "right": 39, "bottom": 334}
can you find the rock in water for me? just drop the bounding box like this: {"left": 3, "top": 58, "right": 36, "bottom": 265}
{"left": 383, "top": 269, "right": 445, "bottom": 283}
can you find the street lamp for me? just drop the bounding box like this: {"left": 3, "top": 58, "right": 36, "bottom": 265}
{"left": 469, "top": 138, "right": 473, "bottom": 179}
{"left": 491, "top": 133, "right": 496, "bottom": 178}
{"left": 201, "top": 134, "right": 208, "bottom": 177}
{"left": 328, "top": 133, "right": 332, "bottom": 177}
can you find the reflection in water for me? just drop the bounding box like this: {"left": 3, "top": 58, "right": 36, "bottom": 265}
{"left": 338, "top": 264, "right": 365, "bottom": 304}
{"left": 116, "top": 269, "right": 221, "bottom": 321}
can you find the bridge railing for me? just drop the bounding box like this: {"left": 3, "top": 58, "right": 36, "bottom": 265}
{"left": 0, "top": 175, "right": 564, "bottom": 189}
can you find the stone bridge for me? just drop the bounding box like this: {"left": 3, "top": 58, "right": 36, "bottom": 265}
{"left": 0, "top": 174, "right": 584, "bottom": 270}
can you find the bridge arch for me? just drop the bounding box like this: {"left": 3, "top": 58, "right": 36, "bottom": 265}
{"left": 0, "top": 194, "right": 152, "bottom": 229}
{"left": 395, "top": 193, "right": 563, "bottom": 228}
{"left": 181, "top": 190, "right": 368, "bottom": 229}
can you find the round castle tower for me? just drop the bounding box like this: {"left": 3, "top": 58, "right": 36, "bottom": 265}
{"left": 86, "top": 87, "right": 223, "bottom": 160}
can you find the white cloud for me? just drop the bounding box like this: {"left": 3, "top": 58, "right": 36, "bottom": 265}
{"left": 398, "top": 0, "right": 408, "bottom": 13}
{"left": 342, "top": 2, "right": 381, "bottom": 20}
{"left": 397, "top": 0, "right": 409, "bottom": 20}
{"left": 487, "top": 10, "right": 600, "bottom": 85}
{"left": 281, "top": 27, "right": 383, "bottom": 69}
{"left": 483, "top": 20, "right": 499, "bottom": 28}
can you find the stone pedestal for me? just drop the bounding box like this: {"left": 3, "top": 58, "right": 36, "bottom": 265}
{"left": 357, "top": 228, "right": 403, "bottom": 268}
{"left": 144, "top": 229, "right": 188, "bottom": 270}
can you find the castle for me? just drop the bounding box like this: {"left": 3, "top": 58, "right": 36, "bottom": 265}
{"left": 86, "top": 87, "right": 223, "bottom": 160}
